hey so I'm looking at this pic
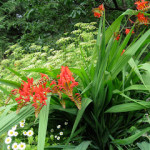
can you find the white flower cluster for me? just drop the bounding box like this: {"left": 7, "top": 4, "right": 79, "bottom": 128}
{"left": 23, "top": 130, "right": 34, "bottom": 137}
{"left": 5, "top": 119, "right": 28, "bottom": 150}
{"left": 11, "top": 142, "right": 26, "bottom": 150}
{"left": 20, "top": 119, "right": 25, "bottom": 128}
{"left": 51, "top": 121, "right": 69, "bottom": 141}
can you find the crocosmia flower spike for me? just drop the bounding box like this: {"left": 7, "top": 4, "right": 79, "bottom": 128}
{"left": 134, "top": 0, "right": 149, "bottom": 10}
{"left": 137, "top": 12, "right": 149, "bottom": 25}
{"left": 93, "top": 4, "right": 104, "bottom": 18}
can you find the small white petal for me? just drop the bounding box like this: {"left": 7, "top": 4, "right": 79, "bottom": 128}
{"left": 59, "top": 132, "right": 63, "bottom": 136}
{"left": 5, "top": 137, "right": 12, "bottom": 144}
{"left": 50, "top": 129, "right": 54, "bottom": 132}
{"left": 27, "top": 130, "right": 34, "bottom": 137}
{"left": 20, "top": 123, "right": 25, "bottom": 128}
{"left": 8, "top": 130, "right": 15, "bottom": 137}
{"left": 14, "top": 132, "right": 18, "bottom": 137}
{"left": 57, "top": 136, "right": 60, "bottom": 140}
{"left": 20, "top": 119, "right": 25, "bottom": 124}
{"left": 12, "top": 142, "right": 18, "bottom": 149}
{"left": 18, "top": 142, "right": 26, "bottom": 150}
{"left": 57, "top": 125, "right": 61, "bottom": 129}
{"left": 23, "top": 131, "right": 27, "bottom": 136}
{"left": 12, "top": 125, "right": 17, "bottom": 131}
{"left": 64, "top": 122, "right": 68, "bottom": 125}
{"left": 7, "top": 145, "right": 10, "bottom": 150}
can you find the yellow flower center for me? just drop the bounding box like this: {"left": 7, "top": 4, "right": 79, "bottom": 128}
{"left": 21, "top": 145, "right": 24, "bottom": 148}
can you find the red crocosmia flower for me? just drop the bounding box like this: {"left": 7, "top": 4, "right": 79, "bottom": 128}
{"left": 32, "top": 84, "right": 50, "bottom": 117}
{"left": 93, "top": 4, "right": 104, "bottom": 18}
{"left": 98, "top": 4, "right": 104, "bottom": 11}
{"left": 125, "top": 29, "right": 134, "bottom": 35}
{"left": 94, "top": 12, "right": 102, "bottom": 18}
{"left": 135, "top": 0, "right": 149, "bottom": 10}
{"left": 52, "top": 66, "right": 81, "bottom": 109}
{"left": 58, "top": 66, "right": 78, "bottom": 93}
{"left": 121, "top": 49, "right": 125, "bottom": 56}
{"left": 40, "top": 73, "right": 49, "bottom": 80}
{"left": 137, "top": 12, "right": 149, "bottom": 25}
{"left": 115, "top": 34, "right": 120, "bottom": 41}
{"left": 50, "top": 80, "right": 57, "bottom": 86}
{"left": 12, "top": 75, "right": 51, "bottom": 117}
{"left": 13, "top": 78, "right": 34, "bottom": 112}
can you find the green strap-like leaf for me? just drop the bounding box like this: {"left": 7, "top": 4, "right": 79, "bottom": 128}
{"left": 66, "top": 98, "right": 92, "bottom": 145}
{"left": 105, "top": 101, "right": 150, "bottom": 113}
{"left": 0, "top": 79, "right": 21, "bottom": 88}
{"left": 37, "top": 97, "right": 50, "bottom": 150}
{"left": 137, "top": 142, "right": 150, "bottom": 150}
{"left": 124, "top": 84, "right": 150, "bottom": 91}
{"left": 6, "top": 67, "right": 27, "bottom": 81}
{"left": 113, "top": 127, "right": 150, "bottom": 145}
{"left": 74, "top": 141, "right": 91, "bottom": 150}
{"left": 110, "top": 29, "right": 150, "bottom": 79}
{"left": 0, "top": 105, "right": 34, "bottom": 136}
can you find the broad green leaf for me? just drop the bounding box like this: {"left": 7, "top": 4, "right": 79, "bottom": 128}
{"left": 128, "top": 58, "right": 146, "bottom": 87}
{"left": 50, "top": 104, "right": 77, "bottom": 115}
{"left": 0, "top": 104, "right": 17, "bottom": 112}
{"left": 0, "top": 79, "right": 21, "bottom": 88}
{"left": 137, "top": 142, "right": 150, "bottom": 150}
{"left": 74, "top": 141, "right": 91, "bottom": 150}
{"left": 6, "top": 67, "right": 27, "bottom": 81}
{"left": 105, "top": 9, "right": 137, "bottom": 44}
{"left": 113, "top": 127, "right": 150, "bottom": 145}
{"left": 66, "top": 98, "right": 92, "bottom": 144}
{"left": 45, "top": 145, "right": 75, "bottom": 149}
{"left": 105, "top": 101, "right": 150, "bottom": 113}
{"left": 37, "top": 97, "right": 50, "bottom": 150}
{"left": 0, "top": 86, "right": 11, "bottom": 96}
{"left": 110, "top": 29, "right": 150, "bottom": 79}
{"left": 0, "top": 104, "right": 16, "bottom": 120}
{"left": 0, "top": 105, "right": 34, "bottom": 136}
{"left": 23, "top": 68, "right": 59, "bottom": 78}
{"left": 124, "top": 85, "right": 150, "bottom": 91}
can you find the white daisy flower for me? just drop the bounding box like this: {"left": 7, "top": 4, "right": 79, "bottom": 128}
{"left": 8, "top": 130, "right": 15, "bottom": 137}
{"left": 20, "top": 119, "right": 25, "bottom": 124}
{"left": 64, "top": 122, "right": 68, "bottom": 125}
{"left": 12, "top": 125, "right": 17, "bottom": 131}
{"left": 57, "top": 125, "right": 61, "bottom": 129}
{"left": 20, "top": 123, "right": 25, "bottom": 128}
{"left": 18, "top": 142, "right": 26, "bottom": 150}
{"left": 57, "top": 136, "right": 60, "bottom": 140}
{"left": 27, "top": 130, "right": 33, "bottom": 137}
{"left": 50, "top": 129, "right": 54, "bottom": 132}
{"left": 12, "top": 142, "right": 18, "bottom": 149}
{"left": 59, "top": 132, "right": 63, "bottom": 136}
{"left": 23, "top": 131, "right": 27, "bottom": 136}
{"left": 7, "top": 145, "right": 10, "bottom": 150}
{"left": 55, "top": 135, "right": 57, "bottom": 138}
{"left": 5, "top": 137, "right": 12, "bottom": 144}
{"left": 14, "top": 132, "right": 18, "bottom": 137}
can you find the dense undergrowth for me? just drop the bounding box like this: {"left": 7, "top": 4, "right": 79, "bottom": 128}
{"left": 0, "top": 1, "right": 150, "bottom": 150}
